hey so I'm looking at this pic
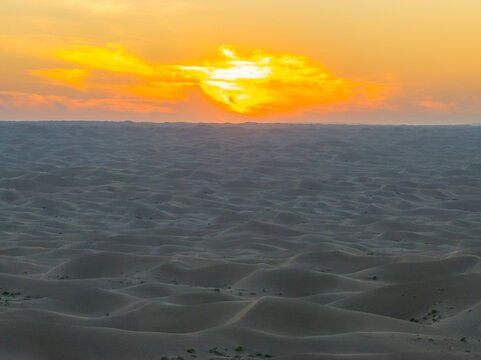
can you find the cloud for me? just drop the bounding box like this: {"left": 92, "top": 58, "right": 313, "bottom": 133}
{"left": 67, "top": 97, "right": 171, "bottom": 113}
{"left": 0, "top": 91, "right": 171, "bottom": 113}
{"left": 29, "top": 68, "right": 89, "bottom": 89}
{"left": 415, "top": 99, "right": 457, "bottom": 112}
{"left": 176, "top": 46, "right": 358, "bottom": 115}
{"left": 28, "top": 44, "right": 393, "bottom": 116}
{"left": 128, "top": 82, "right": 196, "bottom": 100}
{"left": 54, "top": 44, "right": 156, "bottom": 76}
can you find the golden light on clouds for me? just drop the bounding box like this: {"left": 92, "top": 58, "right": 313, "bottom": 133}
{"left": 30, "top": 68, "right": 89, "bottom": 89}
{"left": 30, "top": 44, "right": 365, "bottom": 116}
{"left": 0, "top": 90, "right": 171, "bottom": 114}
{"left": 55, "top": 44, "right": 156, "bottom": 76}
{"left": 178, "top": 46, "right": 354, "bottom": 115}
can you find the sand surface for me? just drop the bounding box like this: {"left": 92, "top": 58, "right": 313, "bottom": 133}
{"left": 0, "top": 122, "right": 480, "bottom": 359}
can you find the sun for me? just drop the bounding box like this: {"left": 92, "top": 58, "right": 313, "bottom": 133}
{"left": 176, "top": 46, "right": 354, "bottom": 116}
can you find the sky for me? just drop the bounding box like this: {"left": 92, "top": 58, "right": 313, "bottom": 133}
{"left": 1, "top": 0, "right": 480, "bottom": 124}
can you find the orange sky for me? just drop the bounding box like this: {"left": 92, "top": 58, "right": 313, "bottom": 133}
{"left": 1, "top": 0, "right": 480, "bottom": 123}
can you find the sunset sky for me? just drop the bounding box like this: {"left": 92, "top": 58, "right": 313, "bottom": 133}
{"left": 1, "top": 0, "right": 480, "bottom": 123}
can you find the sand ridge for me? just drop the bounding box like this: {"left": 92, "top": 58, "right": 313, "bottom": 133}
{"left": 0, "top": 122, "right": 480, "bottom": 359}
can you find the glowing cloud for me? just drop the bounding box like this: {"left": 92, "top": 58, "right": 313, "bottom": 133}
{"left": 0, "top": 91, "right": 171, "bottom": 114}
{"left": 30, "top": 68, "right": 89, "bottom": 89}
{"left": 29, "top": 44, "right": 379, "bottom": 116}
{"left": 178, "top": 46, "right": 355, "bottom": 115}
{"left": 55, "top": 44, "right": 156, "bottom": 76}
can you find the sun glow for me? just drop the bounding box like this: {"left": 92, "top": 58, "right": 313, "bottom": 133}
{"left": 177, "top": 46, "right": 354, "bottom": 115}
{"left": 26, "top": 44, "right": 373, "bottom": 117}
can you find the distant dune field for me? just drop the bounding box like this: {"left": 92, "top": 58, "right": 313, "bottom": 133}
{"left": 0, "top": 122, "right": 480, "bottom": 359}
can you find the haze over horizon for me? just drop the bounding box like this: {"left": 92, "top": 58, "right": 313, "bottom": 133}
{"left": 1, "top": 0, "right": 480, "bottom": 124}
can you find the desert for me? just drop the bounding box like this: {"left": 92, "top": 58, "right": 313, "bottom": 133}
{"left": 0, "top": 122, "right": 480, "bottom": 359}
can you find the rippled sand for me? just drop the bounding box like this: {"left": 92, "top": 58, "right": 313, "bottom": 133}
{"left": 0, "top": 122, "right": 480, "bottom": 359}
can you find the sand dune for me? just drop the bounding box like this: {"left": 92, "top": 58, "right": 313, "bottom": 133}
{"left": 0, "top": 122, "right": 480, "bottom": 359}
